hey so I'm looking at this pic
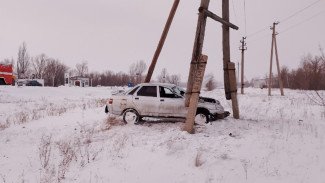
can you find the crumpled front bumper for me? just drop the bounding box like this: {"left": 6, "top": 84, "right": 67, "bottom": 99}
{"left": 210, "top": 111, "right": 230, "bottom": 121}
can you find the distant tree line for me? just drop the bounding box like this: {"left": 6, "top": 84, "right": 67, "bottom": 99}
{"left": 0, "top": 42, "right": 184, "bottom": 87}
{"left": 276, "top": 49, "right": 325, "bottom": 90}
{"left": 1, "top": 42, "right": 69, "bottom": 86}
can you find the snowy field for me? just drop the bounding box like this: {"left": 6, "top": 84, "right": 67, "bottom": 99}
{"left": 0, "top": 85, "right": 324, "bottom": 183}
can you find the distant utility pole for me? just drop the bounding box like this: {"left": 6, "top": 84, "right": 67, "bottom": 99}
{"left": 268, "top": 22, "right": 284, "bottom": 96}
{"left": 239, "top": 37, "right": 247, "bottom": 94}
{"left": 237, "top": 62, "right": 239, "bottom": 86}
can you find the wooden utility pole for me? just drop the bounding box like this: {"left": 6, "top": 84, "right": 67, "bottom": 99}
{"left": 185, "top": 0, "right": 210, "bottom": 107}
{"left": 222, "top": 0, "right": 239, "bottom": 119}
{"left": 183, "top": 0, "right": 239, "bottom": 133}
{"left": 222, "top": 0, "right": 231, "bottom": 100}
{"left": 240, "top": 37, "right": 247, "bottom": 94}
{"left": 268, "top": 22, "right": 284, "bottom": 96}
{"left": 144, "top": 0, "right": 180, "bottom": 83}
{"left": 237, "top": 62, "right": 239, "bottom": 86}
{"left": 268, "top": 23, "right": 275, "bottom": 96}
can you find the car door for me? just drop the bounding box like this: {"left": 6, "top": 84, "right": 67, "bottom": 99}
{"left": 132, "top": 85, "right": 160, "bottom": 116}
{"left": 158, "top": 86, "right": 187, "bottom": 117}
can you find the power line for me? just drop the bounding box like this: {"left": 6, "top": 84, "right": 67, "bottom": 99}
{"left": 231, "top": 0, "right": 242, "bottom": 37}
{"left": 246, "top": 26, "right": 269, "bottom": 38}
{"left": 280, "top": 9, "right": 325, "bottom": 34}
{"left": 279, "top": 0, "right": 323, "bottom": 23}
{"left": 248, "top": 33, "right": 270, "bottom": 45}
{"left": 231, "top": 0, "right": 238, "bottom": 24}
{"left": 243, "top": 0, "right": 247, "bottom": 36}
{"left": 246, "top": 0, "right": 323, "bottom": 39}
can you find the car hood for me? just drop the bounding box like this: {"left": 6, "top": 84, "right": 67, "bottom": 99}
{"left": 198, "top": 96, "right": 220, "bottom": 104}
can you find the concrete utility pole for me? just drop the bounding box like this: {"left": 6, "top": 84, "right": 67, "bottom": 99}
{"left": 268, "top": 22, "right": 284, "bottom": 96}
{"left": 144, "top": 0, "right": 180, "bottom": 83}
{"left": 183, "top": 55, "right": 208, "bottom": 134}
{"left": 239, "top": 37, "right": 247, "bottom": 94}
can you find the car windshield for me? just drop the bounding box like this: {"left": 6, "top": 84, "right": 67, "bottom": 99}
{"left": 171, "top": 86, "right": 186, "bottom": 97}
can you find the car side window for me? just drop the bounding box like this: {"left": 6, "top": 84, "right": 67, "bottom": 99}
{"left": 137, "top": 86, "right": 157, "bottom": 97}
{"left": 159, "top": 86, "right": 178, "bottom": 98}
{"left": 128, "top": 86, "right": 139, "bottom": 95}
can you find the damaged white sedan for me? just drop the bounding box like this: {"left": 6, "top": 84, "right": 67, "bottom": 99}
{"left": 105, "top": 83, "right": 229, "bottom": 124}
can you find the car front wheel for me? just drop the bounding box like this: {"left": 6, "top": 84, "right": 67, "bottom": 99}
{"left": 195, "top": 111, "right": 209, "bottom": 124}
{"left": 123, "top": 109, "right": 139, "bottom": 125}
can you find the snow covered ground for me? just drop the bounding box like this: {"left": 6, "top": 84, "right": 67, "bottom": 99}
{"left": 0, "top": 85, "right": 324, "bottom": 183}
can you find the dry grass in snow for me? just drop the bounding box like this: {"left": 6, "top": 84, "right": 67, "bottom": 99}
{"left": 0, "top": 86, "right": 324, "bottom": 183}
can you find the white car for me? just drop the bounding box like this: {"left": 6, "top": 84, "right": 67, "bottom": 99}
{"left": 105, "top": 83, "right": 229, "bottom": 124}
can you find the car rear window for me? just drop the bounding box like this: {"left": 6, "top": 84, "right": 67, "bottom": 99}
{"left": 137, "top": 86, "right": 157, "bottom": 97}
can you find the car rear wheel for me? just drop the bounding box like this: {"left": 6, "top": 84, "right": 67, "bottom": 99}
{"left": 123, "top": 109, "right": 139, "bottom": 125}
{"left": 195, "top": 111, "right": 209, "bottom": 124}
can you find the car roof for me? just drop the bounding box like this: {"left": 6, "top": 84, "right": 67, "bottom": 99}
{"left": 136, "top": 83, "right": 176, "bottom": 88}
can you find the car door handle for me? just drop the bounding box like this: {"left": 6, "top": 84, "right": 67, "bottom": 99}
{"left": 135, "top": 97, "right": 139, "bottom": 100}
{"left": 160, "top": 99, "right": 164, "bottom": 102}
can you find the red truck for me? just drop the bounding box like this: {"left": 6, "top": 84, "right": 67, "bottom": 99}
{"left": 0, "top": 64, "right": 15, "bottom": 85}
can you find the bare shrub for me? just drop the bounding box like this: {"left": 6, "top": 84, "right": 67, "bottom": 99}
{"left": 77, "top": 123, "right": 96, "bottom": 144}
{"left": 82, "top": 103, "right": 86, "bottom": 110}
{"left": 17, "top": 170, "right": 26, "bottom": 183}
{"left": 16, "top": 111, "right": 29, "bottom": 124}
{"left": 102, "top": 115, "right": 125, "bottom": 131}
{"left": 87, "top": 99, "right": 107, "bottom": 108}
{"left": 111, "top": 134, "right": 128, "bottom": 157}
{"left": 46, "top": 103, "right": 56, "bottom": 116}
{"left": 74, "top": 124, "right": 104, "bottom": 167}
{"left": 39, "top": 135, "right": 52, "bottom": 169}
{"left": 306, "top": 90, "right": 325, "bottom": 107}
{"left": 0, "top": 120, "right": 10, "bottom": 131}
{"left": 32, "top": 109, "right": 42, "bottom": 120}
{"left": 46, "top": 103, "right": 69, "bottom": 117}
{"left": 241, "top": 159, "right": 250, "bottom": 180}
{"left": 57, "top": 107, "right": 67, "bottom": 116}
{"left": 76, "top": 138, "right": 103, "bottom": 167}
{"left": 56, "top": 140, "right": 76, "bottom": 182}
{"left": 220, "top": 153, "right": 230, "bottom": 160}
{"left": 205, "top": 74, "right": 216, "bottom": 91}
{"left": 40, "top": 166, "right": 56, "bottom": 183}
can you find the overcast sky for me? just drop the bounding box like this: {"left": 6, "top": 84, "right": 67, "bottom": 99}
{"left": 1, "top": 0, "right": 325, "bottom": 82}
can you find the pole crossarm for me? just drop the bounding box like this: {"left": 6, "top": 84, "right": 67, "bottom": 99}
{"left": 199, "top": 8, "right": 239, "bottom": 30}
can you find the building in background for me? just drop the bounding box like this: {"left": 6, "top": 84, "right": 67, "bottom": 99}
{"left": 65, "top": 73, "right": 89, "bottom": 87}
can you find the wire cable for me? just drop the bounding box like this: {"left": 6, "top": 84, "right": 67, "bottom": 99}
{"left": 248, "top": 33, "right": 270, "bottom": 45}
{"left": 280, "top": 9, "right": 325, "bottom": 34}
{"left": 246, "top": 0, "right": 323, "bottom": 39}
{"left": 246, "top": 26, "right": 270, "bottom": 38}
{"left": 243, "top": 0, "right": 247, "bottom": 36}
{"left": 231, "top": 0, "right": 238, "bottom": 24}
{"left": 279, "top": 0, "right": 323, "bottom": 23}
{"left": 231, "top": 0, "right": 242, "bottom": 37}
